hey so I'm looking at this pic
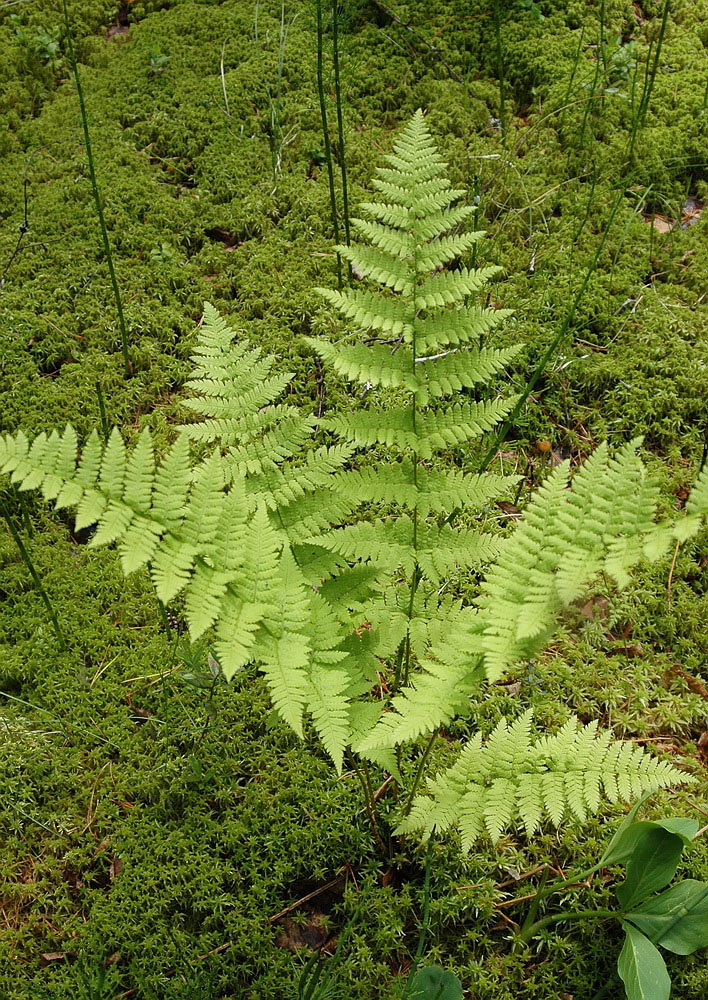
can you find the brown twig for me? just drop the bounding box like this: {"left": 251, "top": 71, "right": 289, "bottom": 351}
{"left": 267, "top": 870, "right": 347, "bottom": 924}
{"left": 667, "top": 537, "right": 681, "bottom": 610}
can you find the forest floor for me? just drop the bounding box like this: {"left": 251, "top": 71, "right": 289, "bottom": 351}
{"left": 0, "top": 1, "right": 707, "bottom": 998}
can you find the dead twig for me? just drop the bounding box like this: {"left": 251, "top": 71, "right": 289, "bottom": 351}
{"left": 268, "top": 870, "right": 347, "bottom": 924}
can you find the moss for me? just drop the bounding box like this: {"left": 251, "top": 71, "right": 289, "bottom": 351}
{"left": 1, "top": 0, "right": 707, "bottom": 997}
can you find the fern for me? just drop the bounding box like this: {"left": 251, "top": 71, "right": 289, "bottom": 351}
{"left": 2, "top": 112, "right": 704, "bottom": 847}
{"left": 306, "top": 110, "right": 699, "bottom": 845}
{"left": 178, "top": 303, "right": 358, "bottom": 544}
{"left": 305, "top": 108, "right": 522, "bottom": 716}
{"left": 0, "top": 419, "right": 352, "bottom": 770}
{"left": 398, "top": 711, "right": 695, "bottom": 849}
{"left": 476, "top": 439, "right": 707, "bottom": 681}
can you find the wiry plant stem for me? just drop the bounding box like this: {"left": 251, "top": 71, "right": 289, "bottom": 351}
{"left": 315, "top": 0, "right": 343, "bottom": 289}
{"left": 1, "top": 501, "right": 66, "bottom": 649}
{"left": 346, "top": 750, "right": 387, "bottom": 853}
{"left": 332, "top": 1, "right": 350, "bottom": 251}
{"left": 61, "top": 0, "right": 131, "bottom": 377}
{"left": 401, "top": 729, "right": 439, "bottom": 817}
{"left": 627, "top": 0, "right": 670, "bottom": 160}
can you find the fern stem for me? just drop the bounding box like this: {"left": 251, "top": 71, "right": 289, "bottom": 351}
{"left": 492, "top": 0, "right": 507, "bottom": 144}
{"left": 315, "top": 0, "right": 343, "bottom": 289}
{"left": 346, "top": 750, "right": 387, "bottom": 854}
{"left": 403, "top": 836, "right": 434, "bottom": 996}
{"left": 401, "top": 729, "right": 438, "bottom": 817}
{"left": 61, "top": 0, "right": 131, "bottom": 377}
{"left": 399, "top": 230, "right": 422, "bottom": 691}
{"left": 1, "top": 501, "right": 66, "bottom": 650}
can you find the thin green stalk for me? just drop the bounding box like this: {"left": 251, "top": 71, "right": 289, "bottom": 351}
{"left": 315, "top": 0, "right": 342, "bottom": 289}
{"left": 1, "top": 501, "right": 66, "bottom": 649}
{"left": 492, "top": 0, "right": 507, "bottom": 144}
{"left": 478, "top": 184, "right": 627, "bottom": 473}
{"left": 60, "top": 0, "right": 131, "bottom": 377}
{"left": 560, "top": 24, "right": 585, "bottom": 133}
{"left": 401, "top": 730, "right": 439, "bottom": 817}
{"left": 573, "top": 1, "right": 605, "bottom": 159}
{"left": 12, "top": 485, "right": 33, "bottom": 537}
{"left": 571, "top": 168, "right": 598, "bottom": 244}
{"left": 627, "top": 0, "right": 670, "bottom": 159}
{"left": 331, "top": 0, "right": 351, "bottom": 253}
{"left": 515, "top": 866, "right": 550, "bottom": 948}
{"left": 403, "top": 836, "right": 434, "bottom": 996}
{"left": 346, "top": 750, "right": 387, "bottom": 854}
{"left": 271, "top": 0, "right": 286, "bottom": 180}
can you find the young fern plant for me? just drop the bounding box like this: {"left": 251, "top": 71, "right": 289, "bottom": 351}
{"left": 1, "top": 113, "right": 706, "bottom": 852}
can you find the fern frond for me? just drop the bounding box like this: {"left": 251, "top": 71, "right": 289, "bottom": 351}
{"left": 337, "top": 461, "right": 516, "bottom": 517}
{"left": 476, "top": 442, "right": 668, "bottom": 680}
{"left": 416, "top": 266, "right": 502, "bottom": 309}
{"left": 399, "top": 712, "right": 693, "bottom": 848}
{"left": 323, "top": 397, "right": 519, "bottom": 457}
{"left": 334, "top": 243, "right": 412, "bottom": 293}
{"left": 414, "top": 307, "right": 514, "bottom": 354}
{"left": 356, "top": 600, "right": 487, "bottom": 750}
{"left": 317, "top": 288, "right": 412, "bottom": 337}
{"left": 257, "top": 545, "right": 313, "bottom": 736}
{"left": 306, "top": 338, "right": 521, "bottom": 403}
{"left": 314, "top": 518, "right": 499, "bottom": 582}
{"left": 416, "top": 231, "right": 486, "bottom": 270}
{"left": 686, "top": 461, "right": 708, "bottom": 517}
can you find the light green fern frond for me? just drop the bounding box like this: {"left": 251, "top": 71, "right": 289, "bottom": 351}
{"left": 398, "top": 711, "right": 693, "bottom": 848}
{"left": 0, "top": 422, "right": 360, "bottom": 768}
{"left": 178, "top": 304, "right": 354, "bottom": 545}
{"left": 178, "top": 303, "right": 302, "bottom": 452}
{"left": 303, "top": 110, "right": 520, "bottom": 740}
{"left": 313, "top": 518, "right": 499, "bottom": 582}
{"left": 476, "top": 441, "right": 668, "bottom": 680}
{"left": 336, "top": 461, "right": 517, "bottom": 518}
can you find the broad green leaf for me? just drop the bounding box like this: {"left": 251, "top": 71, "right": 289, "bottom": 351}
{"left": 603, "top": 816, "right": 698, "bottom": 866}
{"left": 617, "top": 923, "right": 670, "bottom": 1000}
{"left": 408, "top": 966, "right": 463, "bottom": 1000}
{"left": 601, "top": 794, "right": 652, "bottom": 865}
{"left": 616, "top": 828, "right": 684, "bottom": 910}
{"left": 626, "top": 880, "right": 708, "bottom": 955}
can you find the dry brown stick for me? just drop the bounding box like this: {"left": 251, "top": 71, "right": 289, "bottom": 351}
{"left": 267, "top": 870, "right": 347, "bottom": 924}
{"left": 667, "top": 537, "right": 681, "bottom": 610}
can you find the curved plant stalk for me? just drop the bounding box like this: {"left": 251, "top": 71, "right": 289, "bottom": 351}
{"left": 331, "top": 0, "right": 351, "bottom": 251}
{"left": 627, "top": 0, "right": 670, "bottom": 160}
{"left": 315, "top": 0, "right": 343, "bottom": 289}
{"left": 60, "top": 0, "right": 131, "bottom": 376}
{"left": 0, "top": 500, "right": 66, "bottom": 649}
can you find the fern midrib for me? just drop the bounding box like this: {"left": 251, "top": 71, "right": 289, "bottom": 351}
{"left": 400, "top": 205, "right": 425, "bottom": 690}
